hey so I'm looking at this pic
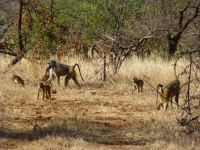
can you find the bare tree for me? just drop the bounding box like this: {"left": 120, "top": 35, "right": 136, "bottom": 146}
{"left": 167, "top": 1, "right": 200, "bottom": 57}
{"left": 175, "top": 50, "right": 200, "bottom": 133}
{"left": 0, "top": 0, "right": 27, "bottom": 66}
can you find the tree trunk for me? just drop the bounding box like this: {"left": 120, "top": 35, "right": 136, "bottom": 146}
{"left": 167, "top": 2, "right": 200, "bottom": 58}
{"left": 167, "top": 34, "right": 179, "bottom": 57}
{"left": 18, "top": 0, "right": 23, "bottom": 52}
{"left": 9, "top": 0, "right": 24, "bottom": 66}
{"left": 49, "top": 0, "right": 54, "bottom": 54}
{"left": 103, "top": 55, "right": 106, "bottom": 81}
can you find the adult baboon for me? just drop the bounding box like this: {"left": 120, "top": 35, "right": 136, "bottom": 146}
{"left": 133, "top": 77, "right": 144, "bottom": 93}
{"left": 11, "top": 74, "right": 25, "bottom": 86}
{"left": 37, "top": 82, "right": 51, "bottom": 100}
{"left": 157, "top": 79, "right": 180, "bottom": 110}
{"left": 45, "top": 60, "right": 84, "bottom": 88}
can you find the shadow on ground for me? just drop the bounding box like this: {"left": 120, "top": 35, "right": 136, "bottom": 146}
{"left": 0, "top": 117, "right": 150, "bottom": 146}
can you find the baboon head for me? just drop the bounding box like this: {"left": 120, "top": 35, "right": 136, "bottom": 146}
{"left": 133, "top": 77, "right": 138, "bottom": 81}
{"left": 38, "top": 82, "right": 45, "bottom": 88}
{"left": 157, "top": 84, "right": 165, "bottom": 93}
{"left": 48, "top": 60, "right": 56, "bottom": 68}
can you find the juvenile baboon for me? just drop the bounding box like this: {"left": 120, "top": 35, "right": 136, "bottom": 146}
{"left": 37, "top": 82, "right": 51, "bottom": 100}
{"left": 11, "top": 74, "right": 25, "bottom": 86}
{"left": 41, "top": 73, "right": 50, "bottom": 82}
{"left": 133, "top": 77, "right": 144, "bottom": 93}
{"left": 45, "top": 60, "right": 84, "bottom": 89}
{"left": 41, "top": 66, "right": 58, "bottom": 83}
{"left": 157, "top": 79, "right": 180, "bottom": 110}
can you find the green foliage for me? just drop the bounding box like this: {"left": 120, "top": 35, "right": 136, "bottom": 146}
{"left": 18, "top": 0, "right": 147, "bottom": 57}
{"left": 2, "top": 0, "right": 199, "bottom": 59}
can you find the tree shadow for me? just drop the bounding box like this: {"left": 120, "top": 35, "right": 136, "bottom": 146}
{"left": 0, "top": 117, "right": 150, "bottom": 145}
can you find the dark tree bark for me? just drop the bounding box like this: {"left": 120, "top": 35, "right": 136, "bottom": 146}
{"left": 103, "top": 55, "right": 106, "bottom": 81}
{"left": 167, "top": 33, "right": 180, "bottom": 56}
{"left": 0, "top": 0, "right": 29, "bottom": 66}
{"left": 8, "top": 0, "right": 25, "bottom": 66}
{"left": 18, "top": 0, "right": 24, "bottom": 52}
{"left": 49, "top": 0, "right": 54, "bottom": 53}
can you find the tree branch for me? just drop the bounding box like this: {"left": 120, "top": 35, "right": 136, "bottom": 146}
{"left": 177, "top": 1, "right": 200, "bottom": 38}
{"left": 179, "top": 1, "right": 191, "bottom": 28}
{"left": 0, "top": 49, "right": 17, "bottom": 57}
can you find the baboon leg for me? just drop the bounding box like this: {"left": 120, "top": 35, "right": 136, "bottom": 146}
{"left": 37, "top": 90, "right": 40, "bottom": 99}
{"left": 49, "top": 92, "right": 51, "bottom": 100}
{"left": 157, "top": 103, "right": 163, "bottom": 110}
{"left": 137, "top": 86, "right": 140, "bottom": 93}
{"left": 156, "top": 104, "right": 160, "bottom": 110}
{"left": 141, "top": 86, "right": 143, "bottom": 92}
{"left": 170, "top": 99, "right": 173, "bottom": 109}
{"left": 170, "top": 100, "right": 173, "bottom": 109}
{"left": 64, "top": 76, "right": 71, "bottom": 87}
{"left": 45, "top": 90, "right": 49, "bottom": 99}
{"left": 72, "top": 76, "right": 81, "bottom": 89}
{"left": 57, "top": 76, "right": 60, "bottom": 86}
{"left": 48, "top": 90, "right": 51, "bottom": 100}
{"left": 165, "top": 102, "right": 169, "bottom": 110}
{"left": 42, "top": 90, "right": 45, "bottom": 100}
{"left": 132, "top": 85, "right": 137, "bottom": 94}
{"left": 175, "top": 94, "right": 179, "bottom": 109}
{"left": 134, "top": 85, "right": 137, "bottom": 91}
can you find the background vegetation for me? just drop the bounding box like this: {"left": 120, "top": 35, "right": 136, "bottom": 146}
{"left": 0, "top": 0, "right": 200, "bottom": 149}
{"left": 1, "top": 0, "right": 200, "bottom": 60}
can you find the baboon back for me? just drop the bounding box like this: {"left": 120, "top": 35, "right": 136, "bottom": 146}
{"left": 53, "top": 62, "right": 71, "bottom": 76}
{"left": 166, "top": 80, "right": 180, "bottom": 98}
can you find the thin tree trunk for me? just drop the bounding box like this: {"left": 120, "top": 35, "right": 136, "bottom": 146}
{"left": 186, "top": 53, "right": 192, "bottom": 114}
{"left": 103, "top": 55, "right": 106, "bottom": 81}
{"left": 18, "top": 0, "right": 24, "bottom": 52}
{"left": 49, "top": 0, "right": 54, "bottom": 54}
{"left": 167, "top": 34, "right": 179, "bottom": 57}
{"left": 9, "top": 0, "right": 24, "bottom": 66}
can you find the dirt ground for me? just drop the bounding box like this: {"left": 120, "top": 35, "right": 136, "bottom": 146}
{"left": 0, "top": 56, "right": 200, "bottom": 150}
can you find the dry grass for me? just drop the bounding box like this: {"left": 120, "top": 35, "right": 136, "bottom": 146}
{"left": 0, "top": 55, "right": 199, "bottom": 150}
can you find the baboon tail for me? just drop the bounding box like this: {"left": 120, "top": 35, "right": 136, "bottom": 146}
{"left": 73, "top": 64, "right": 84, "bottom": 81}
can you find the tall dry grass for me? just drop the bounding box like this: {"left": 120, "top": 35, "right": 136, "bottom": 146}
{"left": 0, "top": 55, "right": 199, "bottom": 150}
{"left": 0, "top": 55, "right": 188, "bottom": 85}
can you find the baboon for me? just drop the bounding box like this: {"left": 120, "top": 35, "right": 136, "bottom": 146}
{"left": 41, "top": 74, "right": 57, "bottom": 94}
{"left": 133, "top": 77, "right": 144, "bottom": 93}
{"left": 41, "top": 73, "right": 50, "bottom": 82}
{"left": 42, "top": 64, "right": 56, "bottom": 82}
{"left": 11, "top": 74, "right": 25, "bottom": 86}
{"left": 41, "top": 70, "right": 57, "bottom": 95}
{"left": 45, "top": 60, "right": 84, "bottom": 89}
{"left": 157, "top": 79, "right": 180, "bottom": 110}
{"left": 37, "top": 82, "right": 51, "bottom": 100}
